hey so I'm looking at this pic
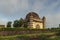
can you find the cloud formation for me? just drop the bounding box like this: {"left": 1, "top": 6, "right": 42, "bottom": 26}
{"left": 0, "top": 0, "right": 29, "bottom": 14}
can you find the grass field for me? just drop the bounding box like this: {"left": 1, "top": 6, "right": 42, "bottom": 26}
{"left": 0, "top": 28, "right": 60, "bottom": 40}
{"left": 0, "top": 32, "right": 59, "bottom": 40}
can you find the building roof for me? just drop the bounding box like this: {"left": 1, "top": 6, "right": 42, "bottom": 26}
{"left": 26, "top": 12, "right": 40, "bottom": 20}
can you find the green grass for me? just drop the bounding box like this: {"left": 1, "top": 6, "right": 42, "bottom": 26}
{"left": 0, "top": 28, "right": 59, "bottom": 40}
{"left": 0, "top": 32, "right": 59, "bottom": 40}
{"left": 0, "top": 27, "right": 60, "bottom": 31}
{"left": 0, "top": 32, "right": 55, "bottom": 38}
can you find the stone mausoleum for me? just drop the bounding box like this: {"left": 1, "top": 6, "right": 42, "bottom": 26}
{"left": 25, "top": 12, "right": 46, "bottom": 29}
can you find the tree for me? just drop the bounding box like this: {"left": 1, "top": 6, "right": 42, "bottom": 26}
{"left": 13, "top": 20, "right": 20, "bottom": 27}
{"left": 59, "top": 24, "right": 60, "bottom": 28}
{"left": 19, "top": 18, "right": 24, "bottom": 27}
{"left": 19, "top": 18, "right": 28, "bottom": 28}
{"left": 24, "top": 21, "right": 28, "bottom": 28}
{"left": 7, "top": 21, "right": 12, "bottom": 27}
{"left": 13, "top": 18, "right": 28, "bottom": 28}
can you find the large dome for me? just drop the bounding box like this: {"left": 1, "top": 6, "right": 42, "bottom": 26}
{"left": 26, "top": 12, "right": 40, "bottom": 19}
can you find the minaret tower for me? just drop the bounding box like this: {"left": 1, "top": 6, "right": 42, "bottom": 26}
{"left": 42, "top": 16, "right": 46, "bottom": 29}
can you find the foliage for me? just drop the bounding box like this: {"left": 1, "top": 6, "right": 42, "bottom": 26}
{"left": 13, "top": 20, "right": 20, "bottom": 27}
{"left": 23, "top": 21, "right": 28, "bottom": 28}
{"left": 0, "top": 27, "right": 30, "bottom": 31}
{"left": 19, "top": 18, "right": 24, "bottom": 27}
{"left": 13, "top": 18, "right": 28, "bottom": 28}
{"left": 7, "top": 21, "right": 12, "bottom": 27}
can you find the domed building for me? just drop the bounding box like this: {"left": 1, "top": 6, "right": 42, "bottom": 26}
{"left": 25, "top": 12, "right": 46, "bottom": 29}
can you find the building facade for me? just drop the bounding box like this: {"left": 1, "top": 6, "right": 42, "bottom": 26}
{"left": 25, "top": 12, "right": 46, "bottom": 29}
{"left": 0, "top": 25, "right": 5, "bottom": 28}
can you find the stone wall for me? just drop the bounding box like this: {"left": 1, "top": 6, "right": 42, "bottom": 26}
{"left": 0, "top": 29, "right": 58, "bottom": 36}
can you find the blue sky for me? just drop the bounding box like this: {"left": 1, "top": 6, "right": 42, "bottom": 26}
{"left": 0, "top": 0, "right": 60, "bottom": 28}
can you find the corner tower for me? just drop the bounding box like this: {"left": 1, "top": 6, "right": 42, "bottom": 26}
{"left": 42, "top": 16, "right": 46, "bottom": 29}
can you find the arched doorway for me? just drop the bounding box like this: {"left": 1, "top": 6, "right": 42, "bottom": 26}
{"left": 36, "top": 24, "right": 40, "bottom": 29}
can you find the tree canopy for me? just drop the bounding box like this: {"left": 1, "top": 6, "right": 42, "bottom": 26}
{"left": 7, "top": 18, "right": 28, "bottom": 28}
{"left": 7, "top": 21, "right": 12, "bottom": 27}
{"left": 13, "top": 20, "right": 20, "bottom": 27}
